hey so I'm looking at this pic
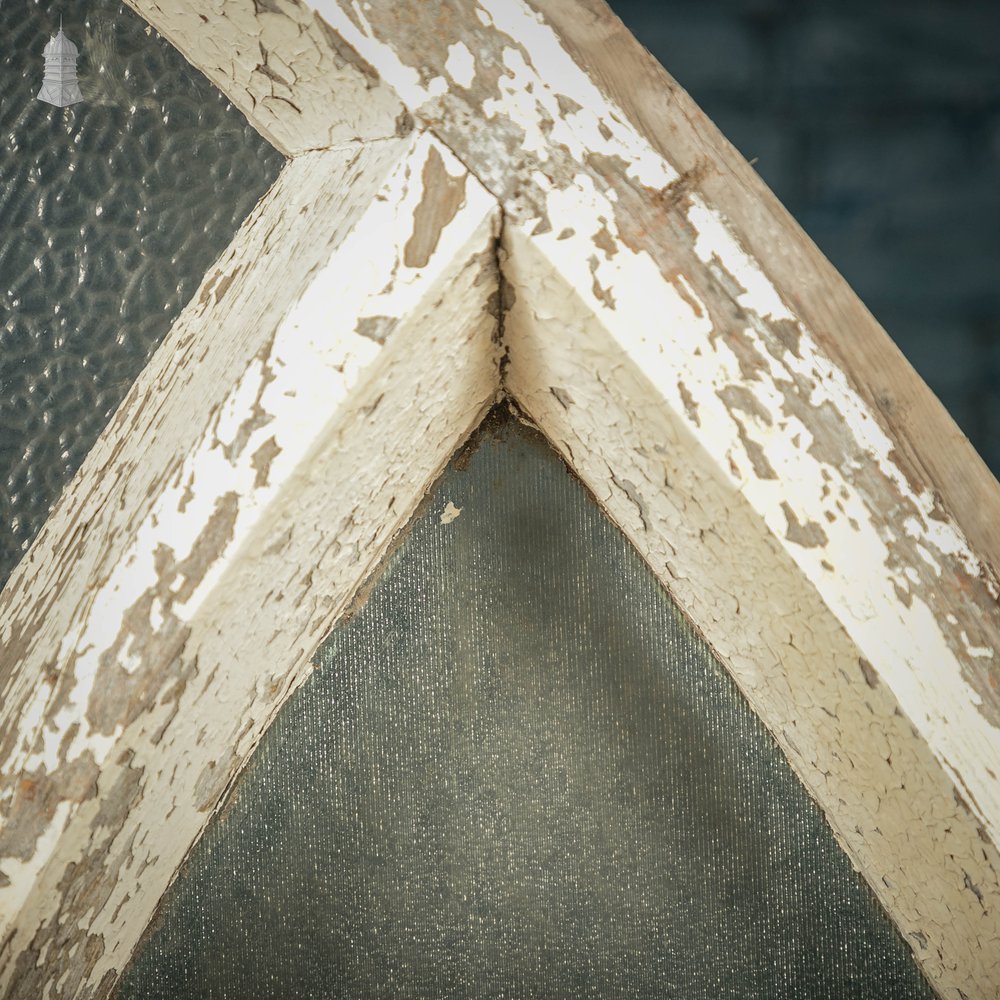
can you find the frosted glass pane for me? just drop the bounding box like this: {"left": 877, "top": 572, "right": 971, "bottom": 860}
{"left": 0, "top": 0, "right": 284, "bottom": 588}
{"left": 116, "top": 413, "right": 933, "bottom": 999}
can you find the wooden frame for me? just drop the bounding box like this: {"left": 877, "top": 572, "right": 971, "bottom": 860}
{"left": 1, "top": 2, "right": 997, "bottom": 996}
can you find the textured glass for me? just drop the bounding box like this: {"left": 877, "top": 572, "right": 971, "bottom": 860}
{"left": 116, "top": 413, "right": 933, "bottom": 1000}
{"left": 0, "top": 0, "right": 284, "bottom": 587}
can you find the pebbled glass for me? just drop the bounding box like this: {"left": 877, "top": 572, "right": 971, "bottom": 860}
{"left": 0, "top": 0, "right": 284, "bottom": 588}
{"left": 115, "top": 412, "right": 934, "bottom": 1000}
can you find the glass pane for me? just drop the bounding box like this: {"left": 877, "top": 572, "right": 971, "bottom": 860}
{"left": 0, "top": 0, "right": 284, "bottom": 588}
{"left": 116, "top": 412, "right": 933, "bottom": 1000}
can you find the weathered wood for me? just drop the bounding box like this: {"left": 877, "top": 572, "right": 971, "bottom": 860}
{"left": 531, "top": 0, "right": 1000, "bottom": 578}
{"left": 317, "top": 0, "right": 1000, "bottom": 846}
{"left": 0, "top": 134, "right": 501, "bottom": 998}
{"left": 124, "top": 0, "right": 407, "bottom": 155}
{"left": 311, "top": 1, "right": 1000, "bottom": 994}
{"left": 3, "top": 1, "right": 999, "bottom": 996}
{"left": 504, "top": 225, "right": 1000, "bottom": 998}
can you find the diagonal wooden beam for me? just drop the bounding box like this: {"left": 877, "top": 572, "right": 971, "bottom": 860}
{"left": 311, "top": 1, "right": 1000, "bottom": 994}
{"left": 503, "top": 223, "right": 1000, "bottom": 998}
{"left": 533, "top": 0, "right": 1000, "bottom": 573}
{"left": 124, "top": 0, "right": 408, "bottom": 155}
{"left": 315, "top": 0, "right": 1000, "bottom": 842}
{"left": 2, "top": 0, "right": 997, "bottom": 995}
{"left": 0, "top": 134, "right": 501, "bottom": 998}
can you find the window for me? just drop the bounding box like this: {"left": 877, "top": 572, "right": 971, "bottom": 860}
{"left": 0, "top": 0, "right": 282, "bottom": 586}
{"left": 1, "top": 3, "right": 996, "bottom": 997}
{"left": 116, "top": 413, "right": 934, "bottom": 998}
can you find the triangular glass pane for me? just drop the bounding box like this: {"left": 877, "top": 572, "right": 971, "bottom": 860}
{"left": 0, "top": 0, "right": 284, "bottom": 587}
{"left": 116, "top": 411, "right": 933, "bottom": 999}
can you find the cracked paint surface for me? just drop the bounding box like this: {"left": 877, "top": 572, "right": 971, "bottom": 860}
{"left": 0, "top": 133, "right": 500, "bottom": 998}
{"left": 308, "top": 1, "right": 1000, "bottom": 995}
{"left": 124, "top": 0, "right": 405, "bottom": 155}
{"left": 2, "top": 1, "right": 999, "bottom": 997}
{"left": 316, "top": 0, "right": 1000, "bottom": 844}
{"left": 503, "top": 227, "right": 1000, "bottom": 998}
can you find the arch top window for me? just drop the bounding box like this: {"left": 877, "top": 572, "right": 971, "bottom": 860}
{"left": 1, "top": 3, "right": 998, "bottom": 998}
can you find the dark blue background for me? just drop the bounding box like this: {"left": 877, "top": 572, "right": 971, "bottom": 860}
{"left": 609, "top": 0, "right": 1000, "bottom": 474}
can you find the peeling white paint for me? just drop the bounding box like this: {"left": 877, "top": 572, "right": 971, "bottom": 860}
{"left": 4, "top": 2, "right": 999, "bottom": 997}
{"left": 480, "top": 0, "right": 678, "bottom": 191}
{"left": 0, "top": 802, "right": 73, "bottom": 925}
{"left": 440, "top": 501, "right": 463, "bottom": 524}
{"left": 0, "top": 135, "right": 501, "bottom": 996}
{"left": 503, "top": 220, "right": 1000, "bottom": 997}
{"left": 686, "top": 203, "right": 794, "bottom": 322}
{"left": 431, "top": 0, "right": 1000, "bottom": 852}
{"left": 125, "top": 0, "right": 404, "bottom": 155}
{"left": 315, "top": 0, "right": 431, "bottom": 108}
{"left": 311, "top": 0, "right": 678, "bottom": 194}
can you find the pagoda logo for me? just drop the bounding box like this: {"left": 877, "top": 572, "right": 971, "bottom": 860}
{"left": 38, "top": 20, "right": 84, "bottom": 108}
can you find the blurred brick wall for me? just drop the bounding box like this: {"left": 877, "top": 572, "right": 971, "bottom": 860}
{"left": 608, "top": 0, "right": 1000, "bottom": 474}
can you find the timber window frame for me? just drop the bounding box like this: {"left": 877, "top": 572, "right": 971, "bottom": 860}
{"left": 0, "top": 2, "right": 998, "bottom": 998}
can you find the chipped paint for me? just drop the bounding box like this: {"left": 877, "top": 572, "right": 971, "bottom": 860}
{"left": 440, "top": 501, "right": 463, "bottom": 525}
{"left": 445, "top": 41, "right": 476, "bottom": 88}
{"left": 304, "top": 0, "right": 1000, "bottom": 862}
{"left": 292, "top": 2, "right": 1000, "bottom": 994}
{"left": 3, "top": 1, "right": 999, "bottom": 997}
{"left": 403, "top": 146, "right": 468, "bottom": 268}
{"left": 503, "top": 221, "right": 1000, "bottom": 997}
{"left": 0, "top": 133, "right": 501, "bottom": 997}
{"left": 123, "top": 0, "right": 405, "bottom": 155}
{"left": 312, "top": 0, "right": 679, "bottom": 203}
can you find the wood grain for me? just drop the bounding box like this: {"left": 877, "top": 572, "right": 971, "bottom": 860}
{"left": 0, "top": 135, "right": 501, "bottom": 998}
{"left": 531, "top": 0, "right": 1000, "bottom": 578}
{"left": 124, "top": 0, "right": 407, "bottom": 155}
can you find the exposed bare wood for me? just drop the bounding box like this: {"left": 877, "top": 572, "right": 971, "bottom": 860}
{"left": 530, "top": 0, "right": 1000, "bottom": 579}
{"left": 124, "top": 0, "right": 407, "bottom": 155}
{"left": 314, "top": 2, "right": 1000, "bottom": 994}
{"left": 3, "top": 1, "right": 999, "bottom": 996}
{"left": 316, "top": 0, "right": 1000, "bottom": 834}
{"left": 0, "top": 134, "right": 501, "bottom": 998}
{"left": 504, "top": 223, "right": 1000, "bottom": 999}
